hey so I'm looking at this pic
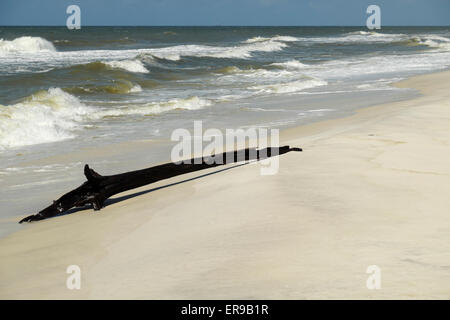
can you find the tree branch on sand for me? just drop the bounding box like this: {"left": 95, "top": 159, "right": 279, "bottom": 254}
{"left": 19, "top": 146, "right": 301, "bottom": 223}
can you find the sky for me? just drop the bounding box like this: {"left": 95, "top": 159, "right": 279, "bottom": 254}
{"left": 0, "top": 0, "right": 449, "bottom": 26}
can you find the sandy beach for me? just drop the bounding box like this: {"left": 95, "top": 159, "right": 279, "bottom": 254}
{"left": 1, "top": 70, "right": 449, "bottom": 299}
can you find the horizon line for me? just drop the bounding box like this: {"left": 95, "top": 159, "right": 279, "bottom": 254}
{"left": 1, "top": 25, "right": 449, "bottom": 27}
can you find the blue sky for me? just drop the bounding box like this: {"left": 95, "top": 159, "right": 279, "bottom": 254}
{"left": 0, "top": 0, "right": 449, "bottom": 26}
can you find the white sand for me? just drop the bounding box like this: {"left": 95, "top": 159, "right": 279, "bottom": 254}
{"left": 1, "top": 71, "right": 449, "bottom": 299}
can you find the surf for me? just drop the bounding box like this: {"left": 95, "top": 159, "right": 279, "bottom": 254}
{"left": 0, "top": 36, "right": 56, "bottom": 54}
{"left": 0, "top": 88, "right": 92, "bottom": 149}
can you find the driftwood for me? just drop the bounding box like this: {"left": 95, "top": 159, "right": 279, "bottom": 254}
{"left": 19, "top": 146, "right": 301, "bottom": 223}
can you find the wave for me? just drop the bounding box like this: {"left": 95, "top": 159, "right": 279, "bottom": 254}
{"left": 0, "top": 88, "right": 212, "bottom": 149}
{"left": 251, "top": 79, "right": 327, "bottom": 94}
{"left": 140, "top": 52, "right": 181, "bottom": 62}
{"left": 65, "top": 80, "right": 143, "bottom": 95}
{"left": 341, "top": 32, "right": 450, "bottom": 51}
{"left": 412, "top": 35, "right": 450, "bottom": 51}
{"left": 215, "top": 66, "right": 243, "bottom": 74}
{"left": 309, "top": 31, "right": 408, "bottom": 44}
{"left": 346, "top": 31, "right": 383, "bottom": 36}
{"left": 139, "top": 38, "right": 289, "bottom": 60}
{"left": 196, "top": 41, "right": 287, "bottom": 59}
{"left": 0, "top": 36, "right": 56, "bottom": 53}
{"left": 244, "top": 35, "right": 299, "bottom": 43}
{"left": 65, "top": 59, "right": 149, "bottom": 75}
{"left": 103, "top": 59, "right": 149, "bottom": 73}
{"left": 215, "top": 67, "right": 293, "bottom": 86}
{"left": 0, "top": 35, "right": 293, "bottom": 76}
{"left": 94, "top": 96, "right": 212, "bottom": 117}
{"left": 0, "top": 88, "right": 92, "bottom": 149}
{"left": 270, "top": 60, "right": 307, "bottom": 70}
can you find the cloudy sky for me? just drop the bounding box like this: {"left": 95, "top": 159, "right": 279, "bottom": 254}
{"left": 0, "top": 0, "right": 449, "bottom": 26}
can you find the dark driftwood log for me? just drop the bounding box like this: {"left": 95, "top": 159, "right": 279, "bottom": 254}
{"left": 19, "top": 145, "right": 301, "bottom": 223}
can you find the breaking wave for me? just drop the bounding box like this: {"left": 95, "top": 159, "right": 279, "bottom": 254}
{"left": 0, "top": 88, "right": 92, "bottom": 149}
{"left": 139, "top": 38, "right": 290, "bottom": 60}
{"left": 0, "top": 36, "right": 56, "bottom": 53}
{"left": 0, "top": 89, "right": 212, "bottom": 149}
{"left": 412, "top": 35, "right": 450, "bottom": 51}
{"left": 200, "top": 41, "right": 287, "bottom": 59}
{"left": 69, "top": 59, "right": 149, "bottom": 74}
{"left": 270, "top": 60, "right": 307, "bottom": 70}
{"left": 142, "top": 52, "right": 181, "bottom": 62}
{"left": 104, "top": 59, "right": 149, "bottom": 73}
{"left": 244, "top": 35, "right": 299, "bottom": 43}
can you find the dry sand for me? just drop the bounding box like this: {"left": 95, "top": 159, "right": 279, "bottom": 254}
{"left": 1, "top": 71, "right": 449, "bottom": 299}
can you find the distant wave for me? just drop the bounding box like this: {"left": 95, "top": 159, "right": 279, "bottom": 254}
{"left": 243, "top": 35, "right": 299, "bottom": 43}
{"left": 0, "top": 35, "right": 294, "bottom": 76}
{"left": 136, "top": 38, "right": 290, "bottom": 61}
{"left": 0, "top": 36, "right": 56, "bottom": 53}
{"left": 346, "top": 31, "right": 383, "bottom": 36}
{"left": 208, "top": 38, "right": 288, "bottom": 59}
{"left": 411, "top": 35, "right": 450, "bottom": 51}
{"left": 127, "top": 39, "right": 290, "bottom": 61}
{"left": 244, "top": 31, "right": 448, "bottom": 49}
{"left": 305, "top": 31, "right": 408, "bottom": 44}
{"left": 340, "top": 32, "right": 450, "bottom": 50}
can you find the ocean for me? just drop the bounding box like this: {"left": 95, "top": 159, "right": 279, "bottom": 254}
{"left": 0, "top": 26, "right": 449, "bottom": 223}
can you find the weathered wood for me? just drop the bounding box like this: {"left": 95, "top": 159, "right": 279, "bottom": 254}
{"left": 19, "top": 146, "right": 301, "bottom": 223}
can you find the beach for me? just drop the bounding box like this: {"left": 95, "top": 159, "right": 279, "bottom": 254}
{"left": 2, "top": 26, "right": 450, "bottom": 222}
{"left": 1, "top": 70, "right": 449, "bottom": 299}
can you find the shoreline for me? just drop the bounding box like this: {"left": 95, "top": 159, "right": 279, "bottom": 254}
{"left": 1, "top": 70, "right": 450, "bottom": 299}
{"left": 0, "top": 73, "right": 420, "bottom": 231}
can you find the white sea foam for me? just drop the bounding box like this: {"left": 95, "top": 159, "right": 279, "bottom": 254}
{"left": 0, "top": 88, "right": 93, "bottom": 149}
{"left": 306, "top": 32, "right": 408, "bottom": 44}
{"left": 129, "top": 84, "right": 143, "bottom": 93}
{"left": 251, "top": 79, "right": 327, "bottom": 94}
{"left": 270, "top": 60, "right": 307, "bottom": 70}
{"left": 347, "top": 31, "right": 383, "bottom": 36}
{"left": 301, "top": 47, "right": 450, "bottom": 81}
{"left": 94, "top": 96, "right": 212, "bottom": 117}
{"left": 0, "top": 36, "right": 56, "bottom": 53}
{"left": 150, "top": 53, "right": 181, "bottom": 61}
{"left": 104, "top": 59, "right": 149, "bottom": 73}
{"left": 244, "top": 35, "right": 299, "bottom": 43}
{"left": 0, "top": 35, "right": 292, "bottom": 75}
{"left": 415, "top": 35, "right": 450, "bottom": 51}
{"left": 204, "top": 40, "right": 287, "bottom": 59}
{"left": 221, "top": 67, "right": 292, "bottom": 80}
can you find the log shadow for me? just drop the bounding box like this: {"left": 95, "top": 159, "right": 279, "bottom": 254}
{"left": 106, "top": 162, "right": 248, "bottom": 206}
